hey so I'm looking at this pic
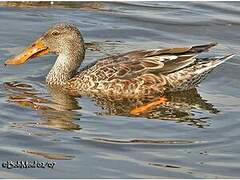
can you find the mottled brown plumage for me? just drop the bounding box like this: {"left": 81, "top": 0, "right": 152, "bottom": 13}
{"left": 5, "top": 23, "right": 234, "bottom": 100}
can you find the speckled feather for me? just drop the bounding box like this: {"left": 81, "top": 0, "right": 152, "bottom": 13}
{"left": 64, "top": 42, "right": 232, "bottom": 99}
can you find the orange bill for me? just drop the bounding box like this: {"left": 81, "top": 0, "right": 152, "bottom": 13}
{"left": 130, "top": 97, "right": 167, "bottom": 115}
{"left": 4, "top": 39, "right": 49, "bottom": 65}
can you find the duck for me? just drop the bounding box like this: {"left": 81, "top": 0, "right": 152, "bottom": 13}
{"left": 4, "top": 23, "right": 234, "bottom": 100}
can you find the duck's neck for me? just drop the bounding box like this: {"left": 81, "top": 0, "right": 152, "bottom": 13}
{"left": 46, "top": 48, "right": 85, "bottom": 85}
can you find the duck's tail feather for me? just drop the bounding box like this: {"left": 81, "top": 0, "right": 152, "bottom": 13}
{"left": 166, "top": 54, "right": 235, "bottom": 91}
{"left": 208, "top": 54, "right": 235, "bottom": 68}
{"left": 189, "top": 42, "right": 218, "bottom": 53}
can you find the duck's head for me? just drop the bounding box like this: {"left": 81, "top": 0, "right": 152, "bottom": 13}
{"left": 5, "top": 23, "right": 85, "bottom": 65}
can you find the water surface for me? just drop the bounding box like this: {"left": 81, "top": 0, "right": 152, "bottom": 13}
{"left": 0, "top": 2, "right": 240, "bottom": 178}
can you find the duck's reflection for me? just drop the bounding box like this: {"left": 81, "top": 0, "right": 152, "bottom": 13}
{"left": 4, "top": 82, "right": 81, "bottom": 130}
{"left": 4, "top": 81, "right": 219, "bottom": 129}
{"left": 94, "top": 88, "right": 218, "bottom": 128}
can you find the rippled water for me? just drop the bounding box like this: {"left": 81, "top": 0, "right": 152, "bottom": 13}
{"left": 0, "top": 2, "right": 240, "bottom": 178}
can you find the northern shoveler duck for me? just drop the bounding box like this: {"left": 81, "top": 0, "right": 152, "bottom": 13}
{"left": 5, "top": 23, "right": 234, "bottom": 100}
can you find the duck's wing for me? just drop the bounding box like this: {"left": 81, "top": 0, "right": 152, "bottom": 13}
{"left": 88, "top": 42, "right": 217, "bottom": 80}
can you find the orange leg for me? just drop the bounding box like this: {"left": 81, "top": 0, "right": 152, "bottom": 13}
{"left": 130, "top": 97, "right": 168, "bottom": 115}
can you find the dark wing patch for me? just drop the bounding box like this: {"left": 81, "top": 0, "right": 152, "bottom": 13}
{"left": 158, "top": 55, "right": 196, "bottom": 74}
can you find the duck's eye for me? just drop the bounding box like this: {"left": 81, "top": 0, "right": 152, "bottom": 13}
{"left": 51, "top": 30, "right": 60, "bottom": 36}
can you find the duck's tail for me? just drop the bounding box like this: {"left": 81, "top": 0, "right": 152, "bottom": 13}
{"left": 166, "top": 54, "right": 235, "bottom": 91}
{"left": 193, "top": 54, "right": 234, "bottom": 74}
{"left": 206, "top": 54, "right": 234, "bottom": 68}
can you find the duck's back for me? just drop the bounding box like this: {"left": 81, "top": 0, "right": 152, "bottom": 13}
{"left": 65, "top": 43, "right": 233, "bottom": 99}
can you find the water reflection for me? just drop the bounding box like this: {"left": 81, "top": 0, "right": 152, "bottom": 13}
{"left": 3, "top": 81, "right": 218, "bottom": 129}
{"left": 4, "top": 81, "right": 81, "bottom": 131}
{"left": 94, "top": 88, "right": 218, "bottom": 128}
{"left": 23, "top": 149, "right": 74, "bottom": 160}
{"left": 0, "top": 2, "right": 105, "bottom": 11}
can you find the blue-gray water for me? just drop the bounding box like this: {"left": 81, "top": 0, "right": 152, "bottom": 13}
{"left": 0, "top": 2, "right": 240, "bottom": 178}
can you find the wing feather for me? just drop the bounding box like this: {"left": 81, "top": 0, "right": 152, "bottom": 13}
{"left": 81, "top": 43, "right": 217, "bottom": 81}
